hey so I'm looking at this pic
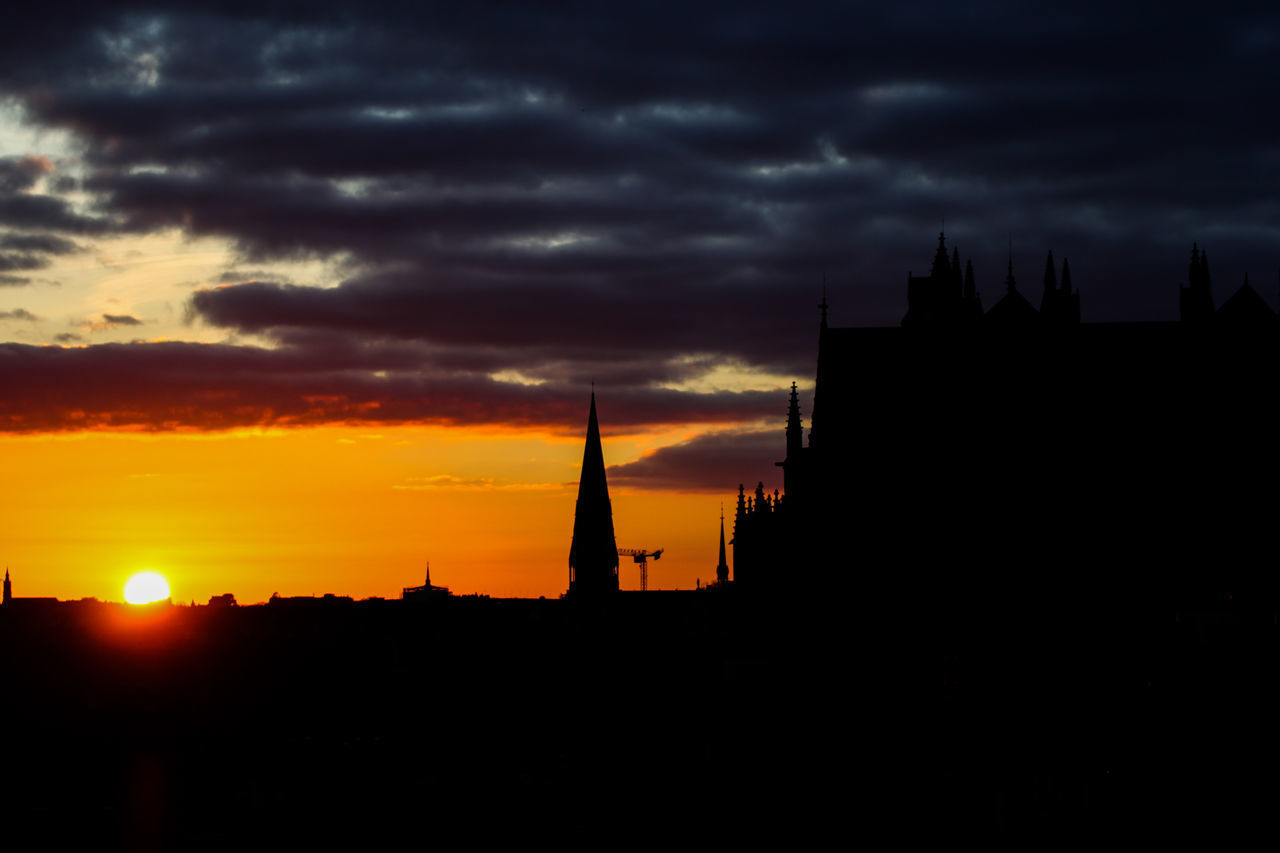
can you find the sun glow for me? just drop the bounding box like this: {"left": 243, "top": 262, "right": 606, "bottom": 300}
{"left": 124, "top": 571, "right": 171, "bottom": 604}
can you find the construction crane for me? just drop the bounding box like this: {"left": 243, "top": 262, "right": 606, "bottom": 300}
{"left": 617, "top": 547, "right": 663, "bottom": 591}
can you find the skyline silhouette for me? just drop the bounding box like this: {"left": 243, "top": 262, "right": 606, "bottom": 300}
{"left": 3, "top": 4, "right": 1280, "bottom": 842}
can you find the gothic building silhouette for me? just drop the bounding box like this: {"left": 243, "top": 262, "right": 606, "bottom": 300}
{"left": 731, "top": 235, "right": 1280, "bottom": 610}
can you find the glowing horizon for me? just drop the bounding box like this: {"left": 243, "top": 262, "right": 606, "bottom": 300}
{"left": 1, "top": 420, "right": 782, "bottom": 605}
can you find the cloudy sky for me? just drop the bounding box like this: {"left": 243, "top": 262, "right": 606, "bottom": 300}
{"left": 2, "top": 3, "right": 1277, "bottom": 599}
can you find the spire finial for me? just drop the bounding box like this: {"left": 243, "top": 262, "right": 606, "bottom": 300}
{"left": 819, "top": 277, "right": 829, "bottom": 329}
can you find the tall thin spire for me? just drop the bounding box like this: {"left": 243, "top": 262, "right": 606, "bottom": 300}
{"left": 568, "top": 391, "right": 619, "bottom": 595}
{"left": 786, "top": 381, "right": 802, "bottom": 455}
{"left": 1041, "top": 250, "right": 1057, "bottom": 312}
{"left": 715, "top": 507, "right": 729, "bottom": 584}
{"left": 1005, "top": 244, "right": 1017, "bottom": 295}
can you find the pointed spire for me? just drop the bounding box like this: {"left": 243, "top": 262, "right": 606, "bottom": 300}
{"left": 716, "top": 507, "right": 729, "bottom": 584}
{"left": 1061, "top": 258, "right": 1072, "bottom": 294}
{"left": 930, "top": 231, "right": 949, "bottom": 279}
{"left": 963, "top": 259, "right": 976, "bottom": 299}
{"left": 568, "top": 391, "right": 619, "bottom": 595}
{"left": 786, "top": 381, "right": 803, "bottom": 459}
{"left": 1041, "top": 250, "right": 1057, "bottom": 312}
{"left": 1005, "top": 249, "right": 1017, "bottom": 295}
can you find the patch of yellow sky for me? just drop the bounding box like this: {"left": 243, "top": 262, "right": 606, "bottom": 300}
{"left": 0, "top": 423, "right": 762, "bottom": 603}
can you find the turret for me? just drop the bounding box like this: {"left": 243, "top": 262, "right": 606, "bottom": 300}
{"left": 1181, "top": 243, "right": 1214, "bottom": 323}
{"left": 785, "top": 382, "right": 803, "bottom": 459}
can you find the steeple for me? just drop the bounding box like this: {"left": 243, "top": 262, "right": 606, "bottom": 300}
{"left": 1181, "top": 242, "right": 1214, "bottom": 323}
{"left": 715, "top": 508, "right": 729, "bottom": 584}
{"left": 3, "top": 566, "right": 10, "bottom": 606}
{"left": 785, "top": 381, "right": 803, "bottom": 458}
{"left": 568, "top": 392, "right": 619, "bottom": 595}
{"left": 1005, "top": 250, "right": 1017, "bottom": 295}
{"left": 1041, "top": 250, "right": 1057, "bottom": 312}
{"left": 930, "top": 231, "right": 949, "bottom": 279}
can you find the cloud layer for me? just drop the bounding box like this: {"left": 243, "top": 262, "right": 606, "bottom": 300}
{"left": 2, "top": 4, "right": 1279, "bottom": 464}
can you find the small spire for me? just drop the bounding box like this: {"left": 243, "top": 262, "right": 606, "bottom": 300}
{"left": 930, "top": 231, "right": 949, "bottom": 279}
{"left": 716, "top": 507, "right": 729, "bottom": 583}
{"left": 1041, "top": 250, "right": 1057, "bottom": 311}
{"left": 1005, "top": 246, "right": 1017, "bottom": 295}
{"left": 963, "top": 258, "right": 976, "bottom": 299}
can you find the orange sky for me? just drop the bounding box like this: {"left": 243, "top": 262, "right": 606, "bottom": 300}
{"left": 0, "top": 423, "right": 737, "bottom": 603}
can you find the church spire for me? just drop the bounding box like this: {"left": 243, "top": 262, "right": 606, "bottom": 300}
{"left": 568, "top": 391, "right": 619, "bottom": 595}
{"left": 786, "top": 381, "right": 803, "bottom": 457}
{"left": 1041, "top": 250, "right": 1057, "bottom": 312}
{"left": 715, "top": 508, "right": 729, "bottom": 584}
{"left": 930, "top": 231, "right": 949, "bottom": 279}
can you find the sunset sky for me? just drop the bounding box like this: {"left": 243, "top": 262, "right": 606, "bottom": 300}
{"left": 2, "top": 3, "right": 1277, "bottom": 601}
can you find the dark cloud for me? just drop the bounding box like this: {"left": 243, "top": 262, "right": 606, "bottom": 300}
{"left": 2, "top": 3, "right": 1279, "bottom": 432}
{"left": 0, "top": 275, "right": 31, "bottom": 287}
{"left": 0, "top": 308, "right": 39, "bottom": 321}
{"left": 608, "top": 429, "right": 784, "bottom": 494}
{"left": 92, "top": 313, "right": 144, "bottom": 330}
{"left": 0, "top": 156, "right": 52, "bottom": 193}
{"left": 0, "top": 340, "right": 780, "bottom": 433}
{"left": 0, "top": 253, "right": 50, "bottom": 272}
{"left": 53, "top": 332, "right": 84, "bottom": 344}
{"left": 0, "top": 233, "right": 82, "bottom": 254}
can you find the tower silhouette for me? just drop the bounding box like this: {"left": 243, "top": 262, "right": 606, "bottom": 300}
{"left": 715, "top": 508, "right": 730, "bottom": 584}
{"left": 567, "top": 392, "right": 619, "bottom": 595}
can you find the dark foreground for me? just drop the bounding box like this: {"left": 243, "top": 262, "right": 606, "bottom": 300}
{"left": 1, "top": 592, "right": 837, "bottom": 848}
{"left": 4, "top": 590, "right": 1280, "bottom": 846}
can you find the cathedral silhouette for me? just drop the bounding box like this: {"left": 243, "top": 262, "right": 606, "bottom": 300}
{"left": 729, "top": 234, "right": 1280, "bottom": 613}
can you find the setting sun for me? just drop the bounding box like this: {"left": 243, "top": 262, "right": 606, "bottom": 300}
{"left": 124, "top": 571, "right": 171, "bottom": 605}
